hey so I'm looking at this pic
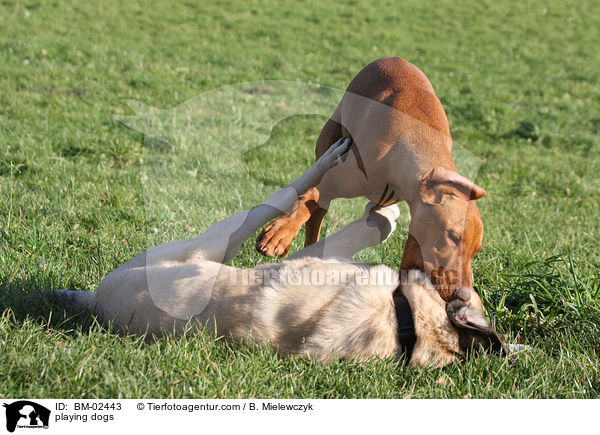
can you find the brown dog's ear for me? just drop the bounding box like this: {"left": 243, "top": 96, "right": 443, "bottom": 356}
{"left": 420, "top": 167, "right": 486, "bottom": 204}
{"left": 446, "top": 298, "right": 508, "bottom": 356}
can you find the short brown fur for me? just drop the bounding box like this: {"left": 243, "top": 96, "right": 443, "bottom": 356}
{"left": 256, "top": 57, "right": 486, "bottom": 302}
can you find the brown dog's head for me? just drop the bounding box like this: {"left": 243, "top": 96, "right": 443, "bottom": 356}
{"left": 401, "top": 167, "right": 486, "bottom": 302}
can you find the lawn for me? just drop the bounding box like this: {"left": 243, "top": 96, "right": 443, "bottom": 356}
{"left": 0, "top": 0, "right": 599, "bottom": 398}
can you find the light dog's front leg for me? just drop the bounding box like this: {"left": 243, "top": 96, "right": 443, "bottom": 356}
{"left": 289, "top": 202, "right": 400, "bottom": 260}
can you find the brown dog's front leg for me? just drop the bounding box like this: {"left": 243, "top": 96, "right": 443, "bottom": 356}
{"left": 257, "top": 118, "right": 344, "bottom": 257}
{"left": 256, "top": 187, "right": 322, "bottom": 257}
{"left": 304, "top": 204, "right": 328, "bottom": 247}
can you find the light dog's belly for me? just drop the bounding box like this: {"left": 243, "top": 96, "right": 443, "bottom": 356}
{"left": 95, "top": 255, "right": 401, "bottom": 360}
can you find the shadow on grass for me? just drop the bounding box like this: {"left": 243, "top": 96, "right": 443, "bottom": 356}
{"left": 0, "top": 276, "right": 100, "bottom": 337}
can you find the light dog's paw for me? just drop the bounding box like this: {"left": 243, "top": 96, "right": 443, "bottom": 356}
{"left": 364, "top": 202, "right": 400, "bottom": 243}
{"left": 256, "top": 217, "right": 300, "bottom": 257}
{"left": 374, "top": 203, "right": 401, "bottom": 223}
{"left": 317, "top": 137, "right": 352, "bottom": 171}
{"left": 363, "top": 202, "right": 400, "bottom": 223}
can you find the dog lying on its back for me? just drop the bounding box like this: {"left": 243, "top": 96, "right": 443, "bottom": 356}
{"left": 51, "top": 139, "right": 506, "bottom": 367}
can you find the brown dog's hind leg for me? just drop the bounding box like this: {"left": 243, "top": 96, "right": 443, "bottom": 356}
{"left": 302, "top": 118, "right": 343, "bottom": 248}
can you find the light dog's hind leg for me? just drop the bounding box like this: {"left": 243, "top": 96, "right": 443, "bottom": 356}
{"left": 181, "top": 137, "right": 353, "bottom": 264}
{"left": 288, "top": 202, "right": 400, "bottom": 260}
{"left": 79, "top": 138, "right": 353, "bottom": 328}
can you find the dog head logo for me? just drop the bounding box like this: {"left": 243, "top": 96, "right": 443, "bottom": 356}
{"left": 3, "top": 401, "right": 50, "bottom": 433}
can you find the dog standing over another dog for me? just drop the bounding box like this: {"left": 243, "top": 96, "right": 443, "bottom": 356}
{"left": 256, "top": 57, "right": 487, "bottom": 304}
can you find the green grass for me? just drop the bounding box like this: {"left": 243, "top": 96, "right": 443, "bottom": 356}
{"left": 1, "top": 0, "right": 599, "bottom": 398}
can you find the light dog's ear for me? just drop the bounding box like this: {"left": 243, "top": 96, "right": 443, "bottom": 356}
{"left": 420, "top": 167, "right": 486, "bottom": 204}
{"left": 446, "top": 298, "right": 508, "bottom": 356}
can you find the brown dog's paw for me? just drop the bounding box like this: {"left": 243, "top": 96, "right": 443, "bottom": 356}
{"left": 256, "top": 217, "right": 300, "bottom": 257}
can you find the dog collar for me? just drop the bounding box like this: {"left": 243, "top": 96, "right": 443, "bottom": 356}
{"left": 393, "top": 291, "right": 417, "bottom": 363}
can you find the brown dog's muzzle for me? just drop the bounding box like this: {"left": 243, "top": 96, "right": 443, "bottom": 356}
{"left": 430, "top": 267, "right": 473, "bottom": 302}
{"left": 401, "top": 234, "right": 474, "bottom": 302}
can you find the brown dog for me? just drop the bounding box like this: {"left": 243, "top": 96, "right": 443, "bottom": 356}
{"left": 256, "top": 57, "right": 486, "bottom": 303}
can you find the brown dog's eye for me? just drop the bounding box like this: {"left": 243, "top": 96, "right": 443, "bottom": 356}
{"left": 447, "top": 230, "right": 462, "bottom": 245}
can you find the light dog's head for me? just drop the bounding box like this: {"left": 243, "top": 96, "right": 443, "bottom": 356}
{"left": 402, "top": 167, "right": 486, "bottom": 302}
{"left": 401, "top": 270, "right": 507, "bottom": 367}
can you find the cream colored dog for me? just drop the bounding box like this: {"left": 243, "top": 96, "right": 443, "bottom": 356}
{"left": 51, "top": 139, "right": 506, "bottom": 367}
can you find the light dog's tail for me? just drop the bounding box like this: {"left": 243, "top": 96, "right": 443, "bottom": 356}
{"left": 47, "top": 290, "right": 96, "bottom": 313}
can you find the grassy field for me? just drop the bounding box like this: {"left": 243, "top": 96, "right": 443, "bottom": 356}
{"left": 1, "top": 0, "right": 599, "bottom": 398}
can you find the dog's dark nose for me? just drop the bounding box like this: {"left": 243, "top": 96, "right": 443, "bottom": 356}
{"left": 454, "top": 286, "right": 472, "bottom": 302}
